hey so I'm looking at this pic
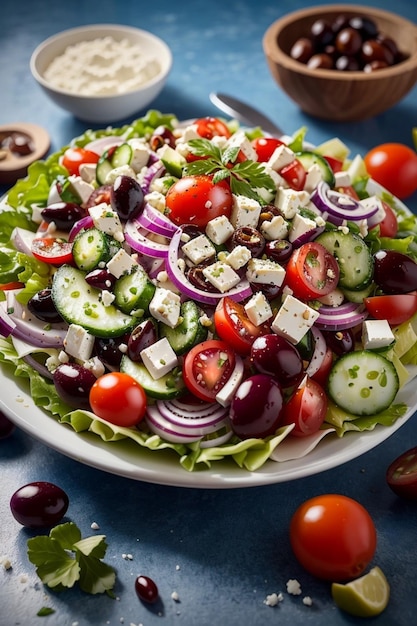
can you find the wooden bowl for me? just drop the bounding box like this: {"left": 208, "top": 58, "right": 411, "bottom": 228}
{"left": 263, "top": 4, "right": 417, "bottom": 121}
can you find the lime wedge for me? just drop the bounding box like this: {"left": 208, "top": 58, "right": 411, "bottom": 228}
{"left": 331, "top": 566, "right": 390, "bottom": 617}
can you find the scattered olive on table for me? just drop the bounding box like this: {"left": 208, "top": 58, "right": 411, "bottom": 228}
{"left": 386, "top": 447, "right": 417, "bottom": 500}
{"left": 10, "top": 481, "right": 69, "bottom": 528}
{"left": 290, "top": 14, "right": 407, "bottom": 72}
{"left": 135, "top": 574, "right": 159, "bottom": 603}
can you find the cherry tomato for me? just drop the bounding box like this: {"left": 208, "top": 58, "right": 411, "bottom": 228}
{"left": 252, "top": 137, "right": 284, "bottom": 162}
{"left": 183, "top": 339, "right": 236, "bottom": 402}
{"left": 310, "top": 345, "right": 334, "bottom": 387}
{"left": 371, "top": 201, "right": 398, "bottom": 238}
{"left": 364, "top": 294, "right": 417, "bottom": 326}
{"left": 62, "top": 147, "right": 100, "bottom": 176}
{"left": 386, "top": 447, "right": 417, "bottom": 500}
{"left": 194, "top": 117, "right": 231, "bottom": 139}
{"left": 31, "top": 237, "right": 73, "bottom": 265}
{"left": 324, "top": 155, "right": 344, "bottom": 173}
{"left": 285, "top": 242, "right": 340, "bottom": 300}
{"left": 89, "top": 372, "right": 147, "bottom": 427}
{"left": 165, "top": 175, "right": 233, "bottom": 228}
{"left": 290, "top": 494, "right": 377, "bottom": 582}
{"left": 282, "top": 377, "right": 328, "bottom": 437}
{"left": 279, "top": 159, "right": 307, "bottom": 191}
{"left": 214, "top": 297, "right": 270, "bottom": 356}
{"left": 364, "top": 143, "right": 417, "bottom": 199}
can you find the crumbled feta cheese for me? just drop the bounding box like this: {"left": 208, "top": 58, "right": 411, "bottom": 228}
{"left": 145, "top": 190, "right": 166, "bottom": 212}
{"left": 171, "top": 591, "right": 180, "bottom": 602}
{"left": 1, "top": 556, "right": 12, "bottom": 570}
{"left": 223, "top": 245, "right": 252, "bottom": 270}
{"left": 105, "top": 164, "right": 137, "bottom": 185}
{"left": 303, "top": 596, "right": 313, "bottom": 606}
{"left": 90, "top": 522, "right": 100, "bottom": 530}
{"left": 149, "top": 287, "right": 181, "bottom": 328}
{"left": 260, "top": 214, "right": 289, "bottom": 241}
{"left": 64, "top": 324, "right": 95, "bottom": 361}
{"left": 286, "top": 579, "right": 302, "bottom": 595}
{"left": 274, "top": 188, "right": 310, "bottom": 219}
{"left": 264, "top": 592, "right": 284, "bottom": 606}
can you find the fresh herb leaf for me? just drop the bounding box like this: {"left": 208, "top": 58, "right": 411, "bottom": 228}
{"left": 27, "top": 522, "right": 116, "bottom": 595}
{"left": 37, "top": 607, "right": 55, "bottom": 617}
{"left": 186, "top": 138, "right": 275, "bottom": 202}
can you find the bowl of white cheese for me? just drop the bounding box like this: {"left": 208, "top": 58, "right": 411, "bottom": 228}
{"left": 30, "top": 24, "right": 172, "bottom": 123}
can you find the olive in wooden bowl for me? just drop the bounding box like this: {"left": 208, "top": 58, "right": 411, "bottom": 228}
{"left": 263, "top": 4, "right": 417, "bottom": 121}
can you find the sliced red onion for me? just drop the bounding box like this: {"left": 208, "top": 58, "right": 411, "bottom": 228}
{"left": 305, "top": 326, "right": 327, "bottom": 377}
{"left": 134, "top": 203, "right": 177, "bottom": 238}
{"left": 311, "top": 182, "right": 378, "bottom": 224}
{"left": 315, "top": 302, "right": 368, "bottom": 331}
{"left": 291, "top": 224, "right": 325, "bottom": 248}
{"left": 68, "top": 215, "right": 94, "bottom": 242}
{"left": 84, "top": 136, "right": 124, "bottom": 156}
{"left": 141, "top": 163, "right": 165, "bottom": 194}
{"left": 145, "top": 403, "right": 232, "bottom": 443}
{"left": 124, "top": 221, "right": 171, "bottom": 258}
{"left": 166, "top": 229, "right": 252, "bottom": 305}
{"left": 22, "top": 355, "right": 54, "bottom": 380}
{"left": 156, "top": 399, "right": 228, "bottom": 428}
{"left": 1, "top": 295, "right": 67, "bottom": 349}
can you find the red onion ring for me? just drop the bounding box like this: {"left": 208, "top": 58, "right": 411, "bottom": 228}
{"left": 305, "top": 326, "right": 327, "bottom": 377}
{"left": 124, "top": 221, "right": 171, "bottom": 258}
{"left": 68, "top": 215, "right": 94, "bottom": 242}
{"left": 134, "top": 203, "right": 178, "bottom": 238}
{"left": 315, "top": 303, "right": 368, "bottom": 330}
{"left": 311, "top": 182, "right": 378, "bottom": 224}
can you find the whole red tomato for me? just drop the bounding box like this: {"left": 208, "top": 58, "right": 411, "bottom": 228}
{"left": 364, "top": 143, "right": 417, "bottom": 199}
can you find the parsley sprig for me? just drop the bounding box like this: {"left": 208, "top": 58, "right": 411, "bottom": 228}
{"left": 185, "top": 138, "right": 275, "bottom": 201}
{"left": 27, "top": 522, "right": 116, "bottom": 595}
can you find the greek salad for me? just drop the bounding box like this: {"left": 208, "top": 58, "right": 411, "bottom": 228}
{"left": 1, "top": 109, "right": 417, "bottom": 472}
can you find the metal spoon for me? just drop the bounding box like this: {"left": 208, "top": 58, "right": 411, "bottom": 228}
{"left": 209, "top": 92, "right": 284, "bottom": 136}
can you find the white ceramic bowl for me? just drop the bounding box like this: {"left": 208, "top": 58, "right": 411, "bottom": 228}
{"left": 30, "top": 24, "right": 172, "bottom": 124}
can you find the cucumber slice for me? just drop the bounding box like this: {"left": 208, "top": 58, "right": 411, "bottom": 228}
{"left": 112, "top": 143, "right": 132, "bottom": 169}
{"left": 72, "top": 228, "right": 110, "bottom": 271}
{"left": 158, "top": 144, "right": 186, "bottom": 177}
{"left": 327, "top": 350, "right": 399, "bottom": 416}
{"left": 114, "top": 265, "right": 156, "bottom": 314}
{"left": 316, "top": 230, "right": 374, "bottom": 290}
{"left": 296, "top": 151, "right": 335, "bottom": 186}
{"left": 96, "top": 143, "right": 133, "bottom": 185}
{"left": 160, "top": 300, "right": 208, "bottom": 355}
{"left": 120, "top": 355, "right": 185, "bottom": 399}
{"left": 51, "top": 265, "right": 135, "bottom": 338}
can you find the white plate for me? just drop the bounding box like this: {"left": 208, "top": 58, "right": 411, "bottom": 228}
{"left": 0, "top": 370, "right": 414, "bottom": 488}
{"left": 0, "top": 163, "right": 415, "bottom": 488}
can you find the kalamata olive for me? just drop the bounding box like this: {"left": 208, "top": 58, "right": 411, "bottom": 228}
{"left": 85, "top": 184, "right": 112, "bottom": 208}
{"left": 150, "top": 125, "right": 176, "bottom": 151}
{"left": 7, "top": 132, "right": 34, "bottom": 156}
{"left": 265, "top": 239, "right": 293, "bottom": 263}
{"left": 363, "top": 60, "right": 389, "bottom": 72}
{"left": 231, "top": 226, "right": 265, "bottom": 257}
{"left": 127, "top": 319, "right": 158, "bottom": 361}
{"left": 373, "top": 250, "right": 417, "bottom": 294}
{"left": 290, "top": 37, "right": 314, "bottom": 63}
{"left": 251, "top": 334, "right": 303, "bottom": 387}
{"left": 0, "top": 411, "right": 15, "bottom": 439}
{"left": 335, "top": 55, "right": 360, "bottom": 71}
{"left": 41, "top": 202, "right": 86, "bottom": 231}
{"left": 335, "top": 27, "right": 362, "bottom": 56}
{"left": 310, "top": 19, "right": 334, "bottom": 48}
{"left": 307, "top": 53, "right": 334, "bottom": 70}
{"left": 323, "top": 328, "right": 355, "bottom": 355}
{"left": 376, "top": 34, "right": 399, "bottom": 60}
{"left": 85, "top": 268, "right": 116, "bottom": 290}
{"left": 10, "top": 481, "right": 69, "bottom": 528}
{"left": 135, "top": 575, "right": 159, "bottom": 603}
{"left": 187, "top": 263, "right": 220, "bottom": 293}
{"left": 111, "top": 175, "right": 144, "bottom": 221}
{"left": 229, "top": 374, "right": 284, "bottom": 439}
{"left": 251, "top": 281, "right": 283, "bottom": 301}
{"left": 361, "top": 39, "right": 394, "bottom": 66}
{"left": 53, "top": 363, "right": 97, "bottom": 409}
{"left": 27, "top": 288, "right": 63, "bottom": 323}
{"left": 95, "top": 335, "right": 129, "bottom": 368}
{"left": 348, "top": 16, "right": 378, "bottom": 40}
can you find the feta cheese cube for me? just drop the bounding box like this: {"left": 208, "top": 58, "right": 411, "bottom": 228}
{"left": 246, "top": 258, "right": 286, "bottom": 286}
{"left": 67, "top": 174, "right": 95, "bottom": 204}
{"left": 88, "top": 203, "right": 124, "bottom": 241}
{"left": 244, "top": 292, "right": 273, "bottom": 326}
{"left": 127, "top": 138, "right": 151, "bottom": 172}
{"left": 181, "top": 234, "right": 216, "bottom": 265}
{"left": 105, "top": 164, "right": 137, "bottom": 185}
{"left": 223, "top": 245, "right": 251, "bottom": 270}
{"left": 271, "top": 295, "right": 319, "bottom": 344}
{"left": 230, "top": 194, "right": 261, "bottom": 229}
{"left": 106, "top": 248, "right": 138, "bottom": 278}
{"left": 360, "top": 195, "right": 386, "bottom": 225}
{"left": 202, "top": 262, "right": 241, "bottom": 293}
{"left": 226, "top": 130, "right": 258, "bottom": 161}
{"left": 144, "top": 190, "right": 166, "bottom": 213}
{"left": 267, "top": 144, "right": 296, "bottom": 172}
{"left": 140, "top": 337, "right": 178, "bottom": 379}
{"left": 64, "top": 324, "right": 94, "bottom": 361}
{"left": 78, "top": 162, "right": 97, "bottom": 184}
{"left": 149, "top": 287, "right": 181, "bottom": 328}
{"left": 205, "top": 215, "right": 234, "bottom": 245}
{"left": 362, "top": 319, "right": 395, "bottom": 350}
{"left": 178, "top": 124, "right": 200, "bottom": 143}
{"left": 334, "top": 169, "right": 352, "bottom": 187}
{"left": 303, "top": 163, "right": 323, "bottom": 193}
{"left": 260, "top": 215, "right": 289, "bottom": 240}
{"left": 274, "top": 188, "right": 310, "bottom": 219}
{"left": 288, "top": 213, "right": 318, "bottom": 243}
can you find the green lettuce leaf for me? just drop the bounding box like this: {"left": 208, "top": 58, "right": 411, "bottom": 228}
{"left": 325, "top": 400, "right": 407, "bottom": 436}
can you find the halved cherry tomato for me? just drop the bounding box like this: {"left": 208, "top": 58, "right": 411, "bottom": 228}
{"left": 364, "top": 294, "right": 417, "bottom": 326}
{"left": 323, "top": 155, "right": 344, "bottom": 173}
{"left": 182, "top": 339, "right": 236, "bottom": 402}
{"left": 364, "top": 142, "right": 417, "bottom": 199}
{"left": 386, "top": 446, "right": 417, "bottom": 500}
{"left": 194, "top": 117, "right": 231, "bottom": 139}
{"left": 280, "top": 159, "right": 307, "bottom": 191}
{"left": 282, "top": 377, "right": 327, "bottom": 437}
{"left": 31, "top": 237, "right": 73, "bottom": 265}
{"left": 165, "top": 175, "right": 233, "bottom": 228}
{"left": 370, "top": 200, "right": 398, "bottom": 238}
{"left": 285, "top": 242, "right": 340, "bottom": 300}
{"left": 89, "top": 372, "right": 147, "bottom": 427}
{"left": 62, "top": 147, "right": 100, "bottom": 176}
{"left": 290, "top": 494, "right": 377, "bottom": 581}
{"left": 252, "top": 137, "right": 284, "bottom": 162}
{"left": 214, "top": 297, "right": 270, "bottom": 355}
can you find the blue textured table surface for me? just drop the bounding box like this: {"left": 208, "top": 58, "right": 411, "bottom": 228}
{"left": 1, "top": 1, "right": 417, "bottom": 625}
